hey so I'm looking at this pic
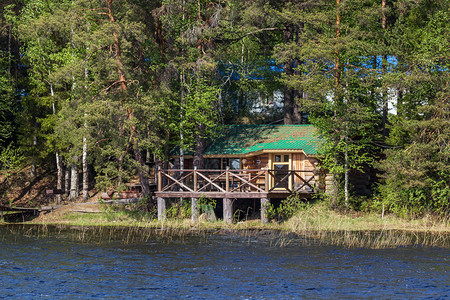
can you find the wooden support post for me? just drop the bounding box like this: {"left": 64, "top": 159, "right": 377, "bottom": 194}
{"left": 157, "top": 166, "right": 162, "bottom": 192}
{"left": 193, "top": 166, "right": 197, "bottom": 192}
{"left": 191, "top": 197, "right": 198, "bottom": 222}
{"left": 157, "top": 197, "right": 166, "bottom": 221}
{"left": 265, "top": 170, "right": 269, "bottom": 192}
{"left": 223, "top": 198, "right": 232, "bottom": 224}
{"left": 261, "top": 198, "right": 269, "bottom": 224}
{"left": 225, "top": 167, "right": 229, "bottom": 193}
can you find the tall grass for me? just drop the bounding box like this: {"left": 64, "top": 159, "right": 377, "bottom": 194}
{"left": 285, "top": 201, "right": 449, "bottom": 232}
{"left": 15, "top": 200, "right": 449, "bottom": 248}
{"left": 283, "top": 202, "right": 449, "bottom": 248}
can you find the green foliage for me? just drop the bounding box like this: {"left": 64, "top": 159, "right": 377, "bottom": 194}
{"left": 377, "top": 1, "right": 450, "bottom": 217}
{"left": 0, "top": 46, "right": 16, "bottom": 148}
{"left": 102, "top": 202, "right": 157, "bottom": 223}
{"left": 2, "top": 0, "right": 448, "bottom": 220}
{"left": 0, "top": 143, "right": 23, "bottom": 171}
{"left": 198, "top": 195, "right": 217, "bottom": 213}
{"left": 267, "top": 194, "right": 309, "bottom": 222}
{"left": 166, "top": 199, "right": 192, "bottom": 220}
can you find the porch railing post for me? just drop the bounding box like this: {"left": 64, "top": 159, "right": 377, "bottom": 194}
{"left": 157, "top": 166, "right": 162, "bottom": 192}
{"left": 264, "top": 169, "right": 269, "bottom": 192}
{"left": 225, "top": 166, "right": 229, "bottom": 193}
{"left": 193, "top": 166, "right": 197, "bottom": 192}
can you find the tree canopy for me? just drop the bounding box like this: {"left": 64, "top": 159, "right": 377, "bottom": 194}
{"left": 1, "top": 0, "right": 448, "bottom": 216}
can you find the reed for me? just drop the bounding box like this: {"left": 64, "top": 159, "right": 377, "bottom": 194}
{"left": 284, "top": 202, "right": 449, "bottom": 233}
{"left": 13, "top": 200, "right": 449, "bottom": 248}
{"left": 282, "top": 202, "right": 449, "bottom": 248}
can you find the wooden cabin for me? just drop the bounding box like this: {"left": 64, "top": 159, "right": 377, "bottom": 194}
{"left": 155, "top": 125, "right": 330, "bottom": 223}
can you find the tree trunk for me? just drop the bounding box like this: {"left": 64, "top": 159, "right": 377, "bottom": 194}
{"left": 50, "top": 84, "right": 63, "bottom": 204}
{"left": 283, "top": 24, "right": 302, "bottom": 125}
{"left": 30, "top": 134, "right": 37, "bottom": 179}
{"left": 7, "top": 25, "right": 11, "bottom": 82}
{"left": 106, "top": 0, "right": 127, "bottom": 91}
{"left": 193, "top": 126, "right": 206, "bottom": 169}
{"left": 344, "top": 143, "right": 349, "bottom": 207}
{"left": 134, "top": 147, "right": 151, "bottom": 196}
{"left": 332, "top": 0, "right": 342, "bottom": 205}
{"left": 56, "top": 152, "right": 63, "bottom": 204}
{"left": 69, "top": 158, "right": 79, "bottom": 201}
{"left": 82, "top": 135, "right": 88, "bottom": 202}
{"left": 335, "top": 0, "right": 341, "bottom": 91}
{"left": 381, "top": 0, "right": 388, "bottom": 138}
{"left": 283, "top": 82, "right": 301, "bottom": 124}
{"left": 179, "top": 70, "right": 185, "bottom": 204}
{"left": 179, "top": 70, "right": 185, "bottom": 170}
{"left": 65, "top": 165, "right": 70, "bottom": 196}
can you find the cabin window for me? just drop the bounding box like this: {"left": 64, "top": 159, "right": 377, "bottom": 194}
{"left": 275, "top": 154, "right": 289, "bottom": 163}
{"left": 222, "top": 158, "right": 240, "bottom": 170}
{"left": 205, "top": 158, "right": 220, "bottom": 169}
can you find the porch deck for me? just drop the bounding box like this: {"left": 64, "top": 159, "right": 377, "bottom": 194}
{"left": 154, "top": 168, "right": 320, "bottom": 223}
{"left": 155, "top": 168, "right": 317, "bottom": 198}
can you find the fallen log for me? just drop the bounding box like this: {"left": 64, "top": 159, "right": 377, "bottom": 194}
{"left": 46, "top": 189, "right": 65, "bottom": 195}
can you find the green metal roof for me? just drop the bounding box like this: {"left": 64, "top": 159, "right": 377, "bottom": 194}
{"left": 205, "top": 125, "right": 321, "bottom": 156}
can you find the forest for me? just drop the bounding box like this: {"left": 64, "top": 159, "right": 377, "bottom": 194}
{"left": 0, "top": 0, "right": 448, "bottom": 218}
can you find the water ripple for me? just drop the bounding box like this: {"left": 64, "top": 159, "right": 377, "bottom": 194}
{"left": 0, "top": 226, "right": 448, "bottom": 299}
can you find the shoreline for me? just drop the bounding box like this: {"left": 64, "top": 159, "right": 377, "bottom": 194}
{"left": 1, "top": 201, "right": 448, "bottom": 248}
{"left": 2, "top": 221, "right": 449, "bottom": 249}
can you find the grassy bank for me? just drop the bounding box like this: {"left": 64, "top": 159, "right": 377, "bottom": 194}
{"left": 284, "top": 202, "right": 449, "bottom": 233}
{"left": 6, "top": 200, "right": 446, "bottom": 248}
{"left": 27, "top": 201, "right": 448, "bottom": 233}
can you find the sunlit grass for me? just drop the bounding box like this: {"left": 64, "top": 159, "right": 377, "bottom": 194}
{"left": 19, "top": 200, "right": 450, "bottom": 248}
{"left": 284, "top": 201, "right": 449, "bottom": 233}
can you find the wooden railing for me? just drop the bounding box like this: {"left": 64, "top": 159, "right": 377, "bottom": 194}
{"left": 156, "top": 168, "right": 317, "bottom": 195}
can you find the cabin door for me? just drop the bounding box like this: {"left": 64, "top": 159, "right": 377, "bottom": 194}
{"left": 271, "top": 154, "right": 291, "bottom": 190}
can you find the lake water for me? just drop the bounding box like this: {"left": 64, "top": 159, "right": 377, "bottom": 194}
{"left": 0, "top": 225, "right": 448, "bottom": 299}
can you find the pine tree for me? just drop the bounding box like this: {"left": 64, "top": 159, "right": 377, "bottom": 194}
{"left": 379, "top": 0, "right": 449, "bottom": 216}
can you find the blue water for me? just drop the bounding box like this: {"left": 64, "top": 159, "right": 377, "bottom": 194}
{"left": 0, "top": 226, "right": 448, "bottom": 299}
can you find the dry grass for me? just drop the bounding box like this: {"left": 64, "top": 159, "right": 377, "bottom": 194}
{"left": 284, "top": 202, "right": 449, "bottom": 233}
{"left": 14, "top": 200, "right": 449, "bottom": 248}
{"left": 282, "top": 202, "right": 449, "bottom": 248}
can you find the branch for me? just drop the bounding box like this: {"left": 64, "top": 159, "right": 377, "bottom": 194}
{"left": 102, "top": 80, "right": 127, "bottom": 93}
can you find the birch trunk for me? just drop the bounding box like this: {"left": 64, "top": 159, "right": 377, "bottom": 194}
{"left": 55, "top": 152, "right": 63, "bottom": 203}
{"left": 180, "top": 70, "right": 185, "bottom": 173}
{"left": 82, "top": 135, "right": 88, "bottom": 202}
{"left": 65, "top": 166, "right": 70, "bottom": 196}
{"left": 82, "top": 51, "right": 89, "bottom": 202}
{"left": 30, "top": 134, "right": 37, "bottom": 179}
{"left": 179, "top": 70, "right": 185, "bottom": 205}
{"left": 344, "top": 145, "right": 349, "bottom": 207}
{"left": 69, "top": 158, "right": 79, "bottom": 201}
{"left": 49, "top": 83, "right": 63, "bottom": 203}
